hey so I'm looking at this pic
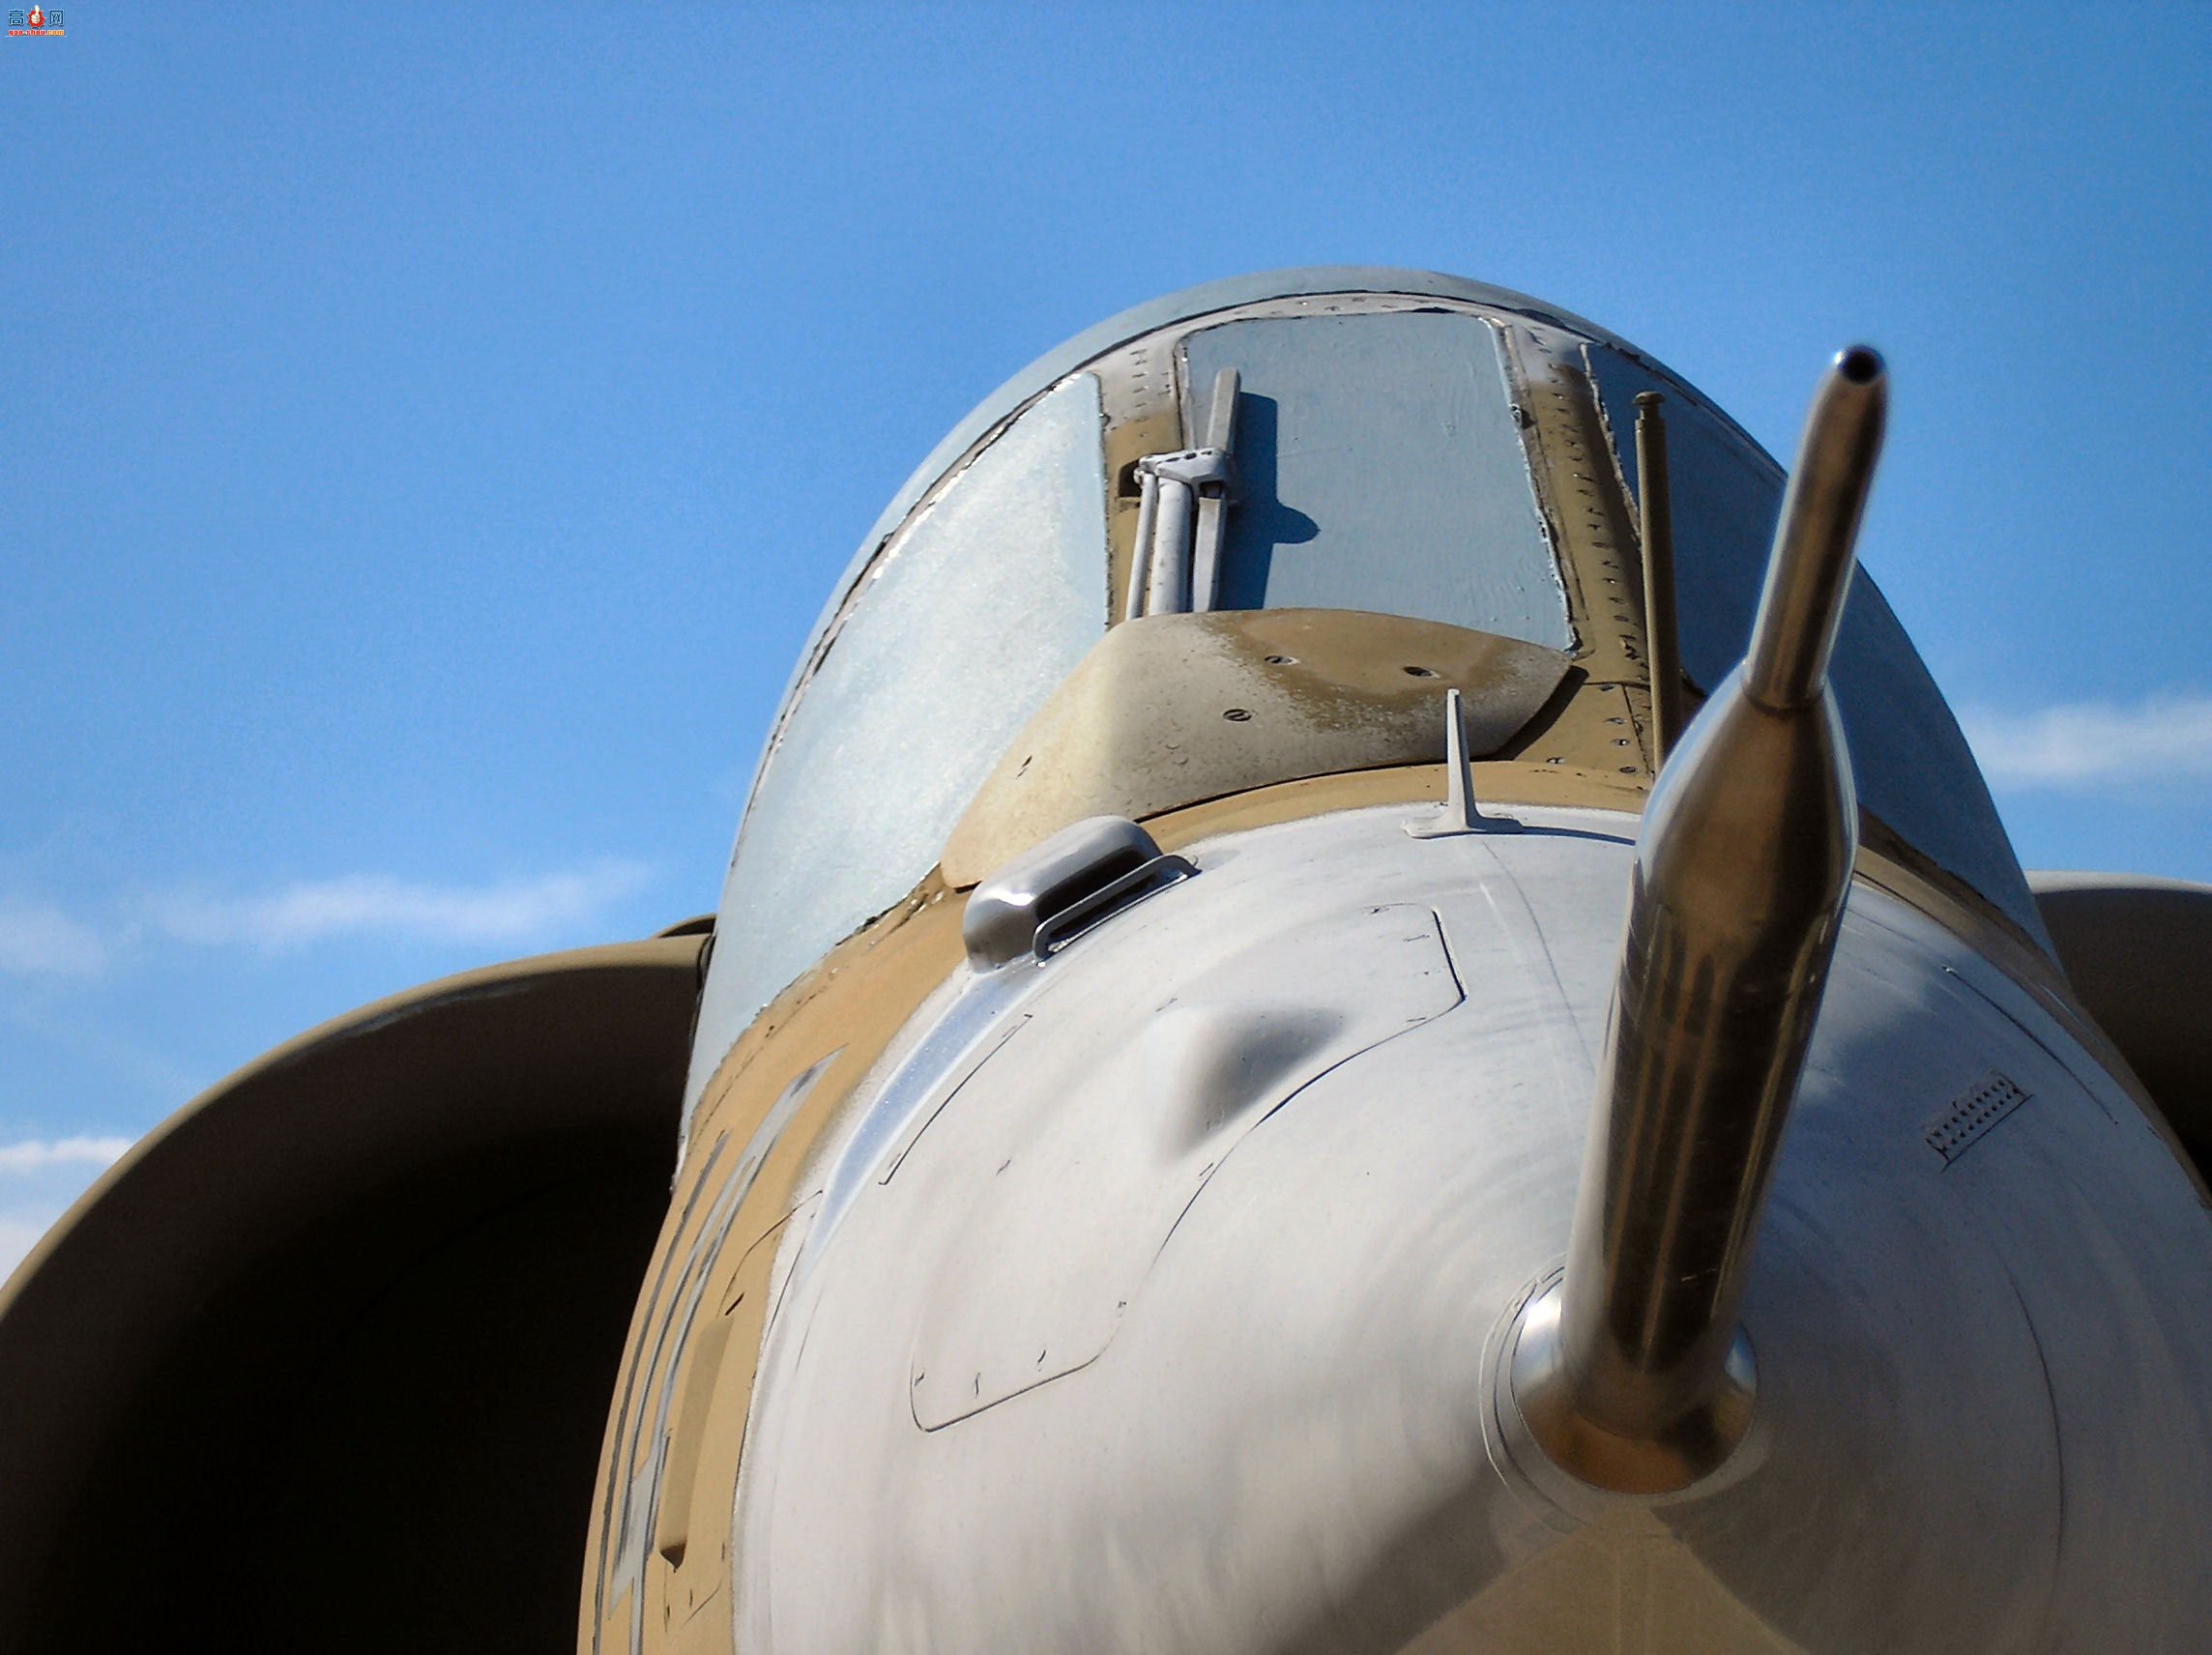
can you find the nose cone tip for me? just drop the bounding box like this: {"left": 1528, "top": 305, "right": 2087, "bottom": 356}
{"left": 1837, "top": 344, "right": 1884, "bottom": 385}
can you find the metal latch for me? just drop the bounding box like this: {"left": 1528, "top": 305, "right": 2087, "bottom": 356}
{"left": 963, "top": 815, "right": 1195, "bottom": 971}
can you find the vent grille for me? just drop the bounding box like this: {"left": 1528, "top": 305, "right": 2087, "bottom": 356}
{"left": 1925, "top": 1071, "right": 2031, "bottom": 1163}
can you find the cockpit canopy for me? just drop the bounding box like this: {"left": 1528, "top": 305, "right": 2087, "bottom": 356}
{"left": 694, "top": 270, "right": 2036, "bottom": 1094}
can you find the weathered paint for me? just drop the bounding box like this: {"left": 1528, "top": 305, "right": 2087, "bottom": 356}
{"left": 692, "top": 373, "right": 1109, "bottom": 1104}
{"left": 583, "top": 881, "right": 968, "bottom": 1655}
{"left": 942, "top": 609, "right": 1570, "bottom": 886}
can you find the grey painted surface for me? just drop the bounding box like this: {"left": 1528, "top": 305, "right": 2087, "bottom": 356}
{"left": 726, "top": 804, "right": 2212, "bottom": 1652}
{"left": 1180, "top": 313, "right": 1571, "bottom": 650}
{"left": 687, "top": 374, "right": 1108, "bottom": 1109}
{"left": 1586, "top": 344, "right": 2046, "bottom": 944}
{"left": 911, "top": 898, "right": 1461, "bottom": 1428}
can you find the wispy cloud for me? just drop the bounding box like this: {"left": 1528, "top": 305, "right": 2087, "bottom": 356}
{"left": 149, "top": 861, "right": 655, "bottom": 951}
{"left": 0, "top": 1135, "right": 135, "bottom": 1174}
{"left": 0, "top": 900, "right": 109, "bottom": 977}
{"left": 1962, "top": 692, "right": 2212, "bottom": 790}
{"left": 1, "top": 861, "right": 655, "bottom": 977}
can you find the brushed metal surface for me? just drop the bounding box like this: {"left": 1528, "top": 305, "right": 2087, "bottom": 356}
{"left": 716, "top": 805, "right": 2212, "bottom": 1652}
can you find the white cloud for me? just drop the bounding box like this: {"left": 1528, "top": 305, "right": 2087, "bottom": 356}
{"left": 1962, "top": 692, "right": 2212, "bottom": 790}
{"left": 0, "top": 1135, "right": 135, "bottom": 1174}
{"left": 0, "top": 860, "right": 655, "bottom": 977}
{"left": 148, "top": 861, "right": 654, "bottom": 950}
{"left": 0, "top": 900, "right": 108, "bottom": 977}
{"left": 0, "top": 1135, "right": 135, "bottom": 1284}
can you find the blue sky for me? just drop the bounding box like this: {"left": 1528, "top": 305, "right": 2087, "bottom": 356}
{"left": 3, "top": 4, "right": 2207, "bottom": 1270}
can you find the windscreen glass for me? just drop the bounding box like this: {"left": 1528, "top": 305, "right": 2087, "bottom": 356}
{"left": 694, "top": 372, "right": 1111, "bottom": 1061}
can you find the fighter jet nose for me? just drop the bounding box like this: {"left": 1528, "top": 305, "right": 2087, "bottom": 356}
{"left": 12, "top": 274, "right": 2202, "bottom": 1655}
